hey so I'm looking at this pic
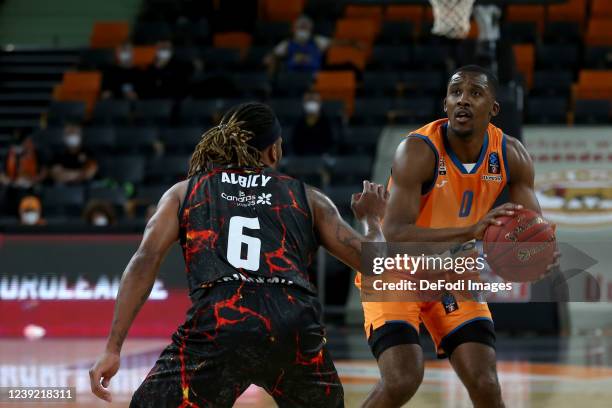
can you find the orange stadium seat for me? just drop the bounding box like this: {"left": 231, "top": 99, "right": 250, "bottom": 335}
{"left": 506, "top": 5, "right": 546, "bottom": 32}
{"left": 213, "top": 32, "right": 253, "bottom": 50}
{"left": 314, "top": 71, "right": 356, "bottom": 115}
{"left": 90, "top": 21, "right": 130, "bottom": 49}
{"left": 591, "top": 0, "right": 612, "bottom": 18}
{"left": 53, "top": 71, "right": 102, "bottom": 115}
{"left": 547, "top": 0, "right": 587, "bottom": 25}
{"left": 513, "top": 44, "right": 535, "bottom": 89}
{"left": 261, "top": 0, "right": 304, "bottom": 22}
{"left": 384, "top": 5, "right": 424, "bottom": 24}
{"left": 131, "top": 46, "right": 157, "bottom": 69}
{"left": 345, "top": 5, "right": 383, "bottom": 34}
{"left": 585, "top": 18, "right": 612, "bottom": 46}
{"left": 572, "top": 70, "right": 612, "bottom": 100}
{"left": 334, "top": 18, "right": 378, "bottom": 46}
{"left": 326, "top": 45, "right": 367, "bottom": 71}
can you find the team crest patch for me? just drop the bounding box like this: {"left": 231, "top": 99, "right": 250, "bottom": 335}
{"left": 488, "top": 152, "right": 500, "bottom": 174}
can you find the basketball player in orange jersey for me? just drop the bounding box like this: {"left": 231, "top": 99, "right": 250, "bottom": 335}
{"left": 361, "top": 65, "right": 557, "bottom": 408}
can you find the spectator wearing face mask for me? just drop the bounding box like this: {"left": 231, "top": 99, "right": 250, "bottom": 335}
{"left": 50, "top": 123, "right": 98, "bottom": 184}
{"left": 83, "top": 200, "right": 117, "bottom": 227}
{"left": 140, "top": 40, "right": 193, "bottom": 99}
{"left": 0, "top": 129, "right": 47, "bottom": 215}
{"left": 18, "top": 195, "right": 46, "bottom": 226}
{"left": 264, "top": 15, "right": 332, "bottom": 75}
{"left": 291, "top": 90, "right": 335, "bottom": 155}
{"left": 101, "top": 42, "right": 140, "bottom": 100}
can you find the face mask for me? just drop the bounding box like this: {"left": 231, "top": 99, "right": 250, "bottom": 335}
{"left": 304, "top": 101, "right": 321, "bottom": 115}
{"left": 92, "top": 216, "right": 109, "bottom": 227}
{"left": 157, "top": 49, "right": 172, "bottom": 61}
{"left": 65, "top": 134, "right": 81, "bottom": 148}
{"left": 118, "top": 50, "right": 132, "bottom": 64}
{"left": 295, "top": 29, "right": 311, "bottom": 42}
{"left": 21, "top": 211, "right": 40, "bottom": 225}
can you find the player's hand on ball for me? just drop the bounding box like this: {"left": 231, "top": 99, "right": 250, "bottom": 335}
{"left": 471, "top": 203, "right": 523, "bottom": 240}
{"left": 89, "top": 351, "right": 120, "bottom": 402}
{"left": 351, "top": 180, "right": 389, "bottom": 222}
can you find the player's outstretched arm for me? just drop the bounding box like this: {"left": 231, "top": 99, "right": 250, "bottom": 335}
{"left": 307, "top": 181, "right": 387, "bottom": 271}
{"left": 89, "top": 182, "right": 183, "bottom": 402}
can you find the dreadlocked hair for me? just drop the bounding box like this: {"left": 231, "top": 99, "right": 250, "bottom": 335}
{"left": 188, "top": 102, "right": 276, "bottom": 177}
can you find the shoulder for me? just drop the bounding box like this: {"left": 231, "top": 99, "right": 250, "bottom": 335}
{"left": 503, "top": 135, "right": 534, "bottom": 181}
{"left": 504, "top": 135, "right": 531, "bottom": 165}
{"left": 395, "top": 135, "right": 437, "bottom": 165}
{"left": 166, "top": 179, "right": 189, "bottom": 205}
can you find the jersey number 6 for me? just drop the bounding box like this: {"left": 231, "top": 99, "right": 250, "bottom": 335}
{"left": 227, "top": 216, "right": 261, "bottom": 271}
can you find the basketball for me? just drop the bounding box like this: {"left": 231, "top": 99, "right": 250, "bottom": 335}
{"left": 483, "top": 208, "right": 556, "bottom": 282}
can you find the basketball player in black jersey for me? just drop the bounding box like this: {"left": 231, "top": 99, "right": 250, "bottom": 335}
{"left": 89, "top": 102, "right": 388, "bottom": 407}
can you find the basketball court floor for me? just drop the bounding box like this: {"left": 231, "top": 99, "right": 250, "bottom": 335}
{"left": 2, "top": 327, "right": 612, "bottom": 408}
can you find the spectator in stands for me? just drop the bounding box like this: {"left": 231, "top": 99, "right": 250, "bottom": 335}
{"left": 50, "top": 123, "right": 98, "bottom": 184}
{"left": 291, "top": 90, "right": 334, "bottom": 155}
{"left": 101, "top": 42, "right": 140, "bottom": 100}
{"left": 83, "top": 200, "right": 117, "bottom": 227}
{"left": 140, "top": 40, "right": 192, "bottom": 99}
{"left": 0, "top": 129, "right": 47, "bottom": 215}
{"left": 18, "top": 195, "right": 46, "bottom": 226}
{"left": 264, "top": 15, "right": 332, "bottom": 75}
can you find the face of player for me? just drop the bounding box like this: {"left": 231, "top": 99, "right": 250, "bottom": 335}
{"left": 444, "top": 72, "right": 499, "bottom": 139}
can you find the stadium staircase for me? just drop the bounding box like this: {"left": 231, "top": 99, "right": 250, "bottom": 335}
{"left": 0, "top": 0, "right": 141, "bottom": 141}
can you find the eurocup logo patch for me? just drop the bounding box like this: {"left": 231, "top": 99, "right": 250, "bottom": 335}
{"left": 488, "top": 152, "right": 500, "bottom": 174}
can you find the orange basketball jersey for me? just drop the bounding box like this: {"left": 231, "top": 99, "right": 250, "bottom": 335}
{"left": 408, "top": 119, "right": 510, "bottom": 228}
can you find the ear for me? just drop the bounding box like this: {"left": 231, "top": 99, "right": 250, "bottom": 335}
{"left": 443, "top": 98, "right": 448, "bottom": 113}
{"left": 490, "top": 100, "right": 500, "bottom": 118}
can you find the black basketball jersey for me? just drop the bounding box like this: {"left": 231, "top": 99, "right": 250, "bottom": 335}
{"left": 179, "top": 166, "right": 319, "bottom": 295}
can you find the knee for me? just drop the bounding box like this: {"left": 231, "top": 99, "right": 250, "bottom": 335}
{"left": 465, "top": 373, "right": 502, "bottom": 402}
{"left": 381, "top": 368, "right": 424, "bottom": 404}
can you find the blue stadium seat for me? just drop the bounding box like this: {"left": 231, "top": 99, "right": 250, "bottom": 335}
{"left": 327, "top": 155, "right": 373, "bottom": 185}
{"left": 390, "top": 97, "right": 438, "bottom": 124}
{"left": 585, "top": 47, "right": 612, "bottom": 69}
{"left": 254, "top": 21, "right": 291, "bottom": 45}
{"left": 132, "top": 21, "right": 173, "bottom": 44}
{"left": 402, "top": 71, "right": 445, "bottom": 95}
{"left": 179, "top": 99, "right": 225, "bottom": 125}
{"left": 115, "top": 127, "right": 160, "bottom": 154}
{"left": 362, "top": 72, "right": 401, "bottom": 97}
{"left": 526, "top": 96, "right": 568, "bottom": 124}
{"left": 501, "top": 22, "right": 538, "bottom": 44}
{"left": 275, "top": 72, "right": 315, "bottom": 97}
{"left": 47, "top": 101, "right": 86, "bottom": 125}
{"left": 574, "top": 100, "right": 611, "bottom": 124}
{"left": 341, "top": 126, "right": 382, "bottom": 155}
{"left": 132, "top": 99, "right": 173, "bottom": 126}
{"left": 543, "top": 22, "right": 581, "bottom": 44}
{"left": 353, "top": 98, "right": 393, "bottom": 126}
{"left": 532, "top": 70, "right": 573, "bottom": 97}
{"left": 369, "top": 46, "right": 410, "bottom": 70}
{"left": 30, "top": 127, "right": 64, "bottom": 150}
{"left": 411, "top": 45, "right": 450, "bottom": 69}
{"left": 279, "top": 156, "right": 327, "bottom": 187}
{"left": 98, "top": 155, "right": 146, "bottom": 184}
{"left": 160, "top": 127, "right": 203, "bottom": 154}
{"left": 536, "top": 44, "right": 578, "bottom": 70}
{"left": 42, "top": 185, "right": 85, "bottom": 216}
{"left": 82, "top": 127, "right": 116, "bottom": 153}
{"left": 92, "top": 99, "right": 131, "bottom": 125}
{"left": 146, "top": 155, "right": 190, "bottom": 184}
{"left": 379, "top": 21, "right": 414, "bottom": 45}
